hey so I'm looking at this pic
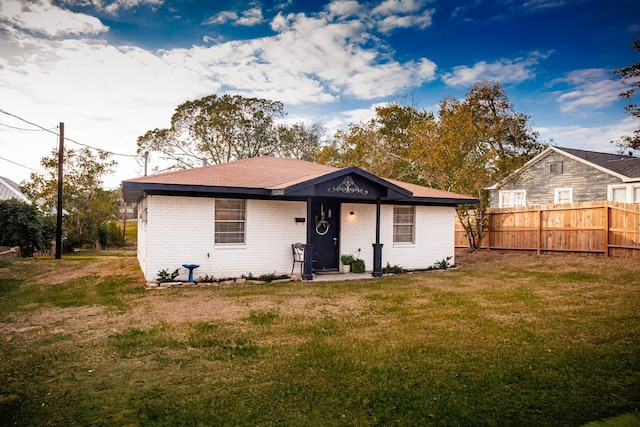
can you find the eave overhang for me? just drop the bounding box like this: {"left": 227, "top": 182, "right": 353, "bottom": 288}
{"left": 122, "top": 165, "right": 479, "bottom": 206}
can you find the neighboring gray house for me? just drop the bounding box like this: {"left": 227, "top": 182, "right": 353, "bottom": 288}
{"left": 487, "top": 146, "right": 640, "bottom": 208}
{"left": 0, "top": 176, "right": 29, "bottom": 203}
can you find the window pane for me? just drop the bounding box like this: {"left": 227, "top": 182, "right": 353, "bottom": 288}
{"left": 612, "top": 188, "right": 627, "bottom": 202}
{"left": 499, "top": 190, "right": 525, "bottom": 207}
{"left": 634, "top": 187, "right": 640, "bottom": 203}
{"left": 393, "top": 206, "right": 414, "bottom": 243}
{"left": 555, "top": 188, "right": 572, "bottom": 204}
{"left": 215, "top": 199, "right": 246, "bottom": 244}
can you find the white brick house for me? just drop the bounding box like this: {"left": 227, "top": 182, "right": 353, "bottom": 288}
{"left": 122, "top": 157, "right": 476, "bottom": 281}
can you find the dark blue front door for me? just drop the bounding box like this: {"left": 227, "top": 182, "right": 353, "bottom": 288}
{"left": 310, "top": 198, "right": 340, "bottom": 271}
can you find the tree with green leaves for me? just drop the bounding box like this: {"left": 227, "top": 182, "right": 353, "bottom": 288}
{"left": 275, "top": 121, "right": 325, "bottom": 161}
{"left": 418, "top": 81, "right": 545, "bottom": 250}
{"left": 138, "top": 94, "right": 325, "bottom": 169}
{"left": 317, "top": 81, "right": 544, "bottom": 251}
{"left": 613, "top": 34, "right": 640, "bottom": 153}
{"left": 0, "top": 199, "right": 52, "bottom": 257}
{"left": 21, "top": 147, "right": 123, "bottom": 252}
{"left": 315, "top": 102, "right": 435, "bottom": 182}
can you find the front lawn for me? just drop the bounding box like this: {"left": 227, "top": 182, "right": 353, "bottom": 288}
{"left": 0, "top": 250, "right": 638, "bottom": 426}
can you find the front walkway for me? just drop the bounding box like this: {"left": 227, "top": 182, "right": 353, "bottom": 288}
{"left": 306, "top": 272, "right": 376, "bottom": 282}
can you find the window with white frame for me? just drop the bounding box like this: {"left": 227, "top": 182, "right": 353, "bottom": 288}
{"left": 215, "top": 199, "right": 246, "bottom": 244}
{"left": 608, "top": 184, "right": 640, "bottom": 204}
{"left": 554, "top": 188, "right": 573, "bottom": 204}
{"left": 393, "top": 206, "right": 414, "bottom": 243}
{"left": 498, "top": 190, "right": 526, "bottom": 208}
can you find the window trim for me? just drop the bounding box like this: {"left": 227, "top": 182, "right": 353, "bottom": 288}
{"left": 393, "top": 205, "right": 415, "bottom": 244}
{"left": 498, "top": 190, "right": 526, "bottom": 208}
{"left": 554, "top": 187, "right": 573, "bottom": 204}
{"left": 214, "top": 198, "right": 247, "bottom": 245}
{"left": 608, "top": 184, "right": 640, "bottom": 204}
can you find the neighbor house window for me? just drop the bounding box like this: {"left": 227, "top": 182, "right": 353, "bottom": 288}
{"left": 393, "top": 206, "right": 415, "bottom": 243}
{"left": 609, "top": 184, "right": 640, "bottom": 204}
{"left": 498, "top": 190, "right": 526, "bottom": 208}
{"left": 549, "top": 162, "right": 564, "bottom": 174}
{"left": 554, "top": 188, "right": 573, "bottom": 204}
{"left": 215, "top": 199, "right": 246, "bottom": 244}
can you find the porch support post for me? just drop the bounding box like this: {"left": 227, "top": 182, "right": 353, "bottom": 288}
{"left": 303, "top": 197, "right": 314, "bottom": 281}
{"left": 372, "top": 198, "right": 383, "bottom": 277}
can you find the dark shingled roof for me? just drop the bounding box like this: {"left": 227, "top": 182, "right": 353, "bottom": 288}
{"left": 556, "top": 147, "right": 640, "bottom": 179}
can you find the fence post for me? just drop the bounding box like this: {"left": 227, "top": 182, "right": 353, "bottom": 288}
{"left": 603, "top": 203, "right": 609, "bottom": 257}
{"left": 537, "top": 209, "right": 542, "bottom": 255}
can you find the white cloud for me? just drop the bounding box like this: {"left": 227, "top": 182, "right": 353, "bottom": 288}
{"left": 536, "top": 116, "right": 637, "bottom": 152}
{"left": 372, "top": 0, "right": 426, "bottom": 15}
{"left": 327, "top": 0, "right": 363, "bottom": 18}
{"left": 236, "top": 7, "right": 264, "bottom": 26}
{"left": 0, "top": 0, "right": 440, "bottom": 188}
{"left": 100, "top": 0, "right": 164, "bottom": 15}
{"left": 204, "top": 11, "right": 238, "bottom": 26}
{"left": 0, "top": 0, "right": 108, "bottom": 37}
{"left": 442, "top": 51, "right": 551, "bottom": 87}
{"left": 375, "top": 8, "right": 434, "bottom": 33}
{"left": 554, "top": 68, "right": 621, "bottom": 112}
{"left": 57, "top": 0, "right": 164, "bottom": 15}
{"left": 369, "top": 0, "right": 434, "bottom": 33}
{"left": 205, "top": 6, "right": 264, "bottom": 27}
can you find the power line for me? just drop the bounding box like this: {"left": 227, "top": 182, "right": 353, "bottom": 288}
{"left": 0, "top": 155, "right": 43, "bottom": 173}
{"left": 0, "top": 108, "right": 139, "bottom": 158}
{"left": 0, "top": 121, "right": 57, "bottom": 132}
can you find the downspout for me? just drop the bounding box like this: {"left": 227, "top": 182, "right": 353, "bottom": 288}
{"left": 372, "top": 198, "right": 383, "bottom": 277}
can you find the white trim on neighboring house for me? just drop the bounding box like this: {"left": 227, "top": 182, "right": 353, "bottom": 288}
{"left": 608, "top": 183, "right": 640, "bottom": 203}
{"left": 0, "top": 176, "right": 29, "bottom": 202}
{"left": 499, "top": 189, "right": 526, "bottom": 208}
{"left": 554, "top": 187, "right": 573, "bottom": 204}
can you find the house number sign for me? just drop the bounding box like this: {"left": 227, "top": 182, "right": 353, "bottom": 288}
{"left": 327, "top": 175, "right": 369, "bottom": 195}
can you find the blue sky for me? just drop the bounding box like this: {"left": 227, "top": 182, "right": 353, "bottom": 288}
{"left": 0, "top": 0, "right": 639, "bottom": 189}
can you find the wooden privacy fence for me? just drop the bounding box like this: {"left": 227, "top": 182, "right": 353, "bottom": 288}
{"left": 455, "top": 201, "right": 640, "bottom": 258}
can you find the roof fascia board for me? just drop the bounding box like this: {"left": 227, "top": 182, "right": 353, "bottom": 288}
{"left": 486, "top": 146, "right": 635, "bottom": 190}
{"left": 486, "top": 147, "right": 554, "bottom": 190}
{"left": 553, "top": 147, "right": 633, "bottom": 182}
{"left": 122, "top": 182, "right": 271, "bottom": 203}
{"left": 395, "top": 197, "right": 479, "bottom": 205}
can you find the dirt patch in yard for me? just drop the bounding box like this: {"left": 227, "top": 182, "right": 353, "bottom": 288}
{"left": 3, "top": 249, "right": 639, "bottom": 345}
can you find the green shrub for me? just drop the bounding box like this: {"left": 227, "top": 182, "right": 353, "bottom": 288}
{"left": 382, "top": 262, "right": 406, "bottom": 274}
{"left": 351, "top": 258, "right": 366, "bottom": 273}
{"left": 433, "top": 256, "right": 453, "bottom": 270}
{"left": 0, "top": 199, "right": 49, "bottom": 257}
{"left": 157, "top": 268, "right": 179, "bottom": 283}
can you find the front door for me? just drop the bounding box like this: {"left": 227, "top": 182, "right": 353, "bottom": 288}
{"left": 310, "top": 198, "right": 340, "bottom": 271}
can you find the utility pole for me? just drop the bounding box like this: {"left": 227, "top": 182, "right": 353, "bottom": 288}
{"left": 55, "top": 122, "right": 63, "bottom": 259}
{"left": 144, "top": 151, "right": 149, "bottom": 176}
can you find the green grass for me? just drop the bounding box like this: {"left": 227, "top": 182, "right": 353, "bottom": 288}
{"left": 0, "top": 250, "right": 639, "bottom": 426}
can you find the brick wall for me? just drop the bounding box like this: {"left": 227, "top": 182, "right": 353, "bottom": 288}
{"left": 137, "top": 196, "right": 457, "bottom": 281}
{"left": 340, "top": 203, "right": 455, "bottom": 270}
{"left": 139, "top": 196, "right": 306, "bottom": 281}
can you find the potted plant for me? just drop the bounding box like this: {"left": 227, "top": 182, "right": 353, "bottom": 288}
{"left": 340, "top": 254, "right": 355, "bottom": 273}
